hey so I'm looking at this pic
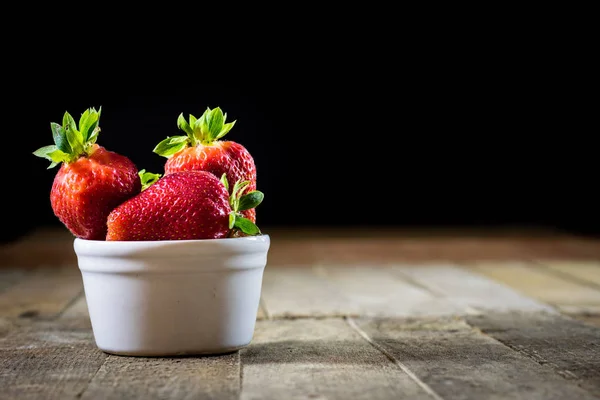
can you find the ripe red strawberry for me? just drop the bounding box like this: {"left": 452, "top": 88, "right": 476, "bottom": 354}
{"left": 33, "top": 107, "right": 141, "bottom": 240}
{"left": 106, "top": 170, "right": 264, "bottom": 241}
{"left": 153, "top": 106, "right": 258, "bottom": 222}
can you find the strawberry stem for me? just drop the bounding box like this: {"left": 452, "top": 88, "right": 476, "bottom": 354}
{"left": 33, "top": 107, "right": 102, "bottom": 168}
{"left": 193, "top": 107, "right": 236, "bottom": 145}
{"left": 153, "top": 106, "right": 237, "bottom": 159}
{"left": 139, "top": 169, "right": 162, "bottom": 191}
{"left": 221, "top": 174, "right": 264, "bottom": 236}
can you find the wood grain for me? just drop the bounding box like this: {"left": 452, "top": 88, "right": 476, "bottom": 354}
{"left": 240, "top": 318, "right": 433, "bottom": 400}
{"left": 256, "top": 297, "right": 268, "bottom": 320}
{"left": 468, "top": 262, "right": 600, "bottom": 309}
{"left": 394, "top": 264, "right": 557, "bottom": 313}
{"left": 355, "top": 316, "right": 599, "bottom": 400}
{"left": 316, "top": 265, "right": 463, "bottom": 317}
{"left": 571, "top": 314, "right": 600, "bottom": 328}
{"left": 0, "top": 268, "right": 27, "bottom": 295}
{"left": 558, "top": 305, "right": 600, "bottom": 315}
{"left": 260, "top": 266, "right": 358, "bottom": 318}
{"left": 0, "top": 267, "right": 83, "bottom": 319}
{"left": 537, "top": 261, "right": 600, "bottom": 287}
{"left": 0, "top": 319, "right": 107, "bottom": 400}
{"left": 261, "top": 265, "right": 464, "bottom": 318}
{"left": 466, "top": 312, "right": 600, "bottom": 396}
{"left": 0, "top": 227, "right": 77, "bottom": 268}
{"left": 2, "top": 226, "right": 600, "bottom": 399}
{"left": 59, "top": 293, "right": 89, "bottom": 319}
{"left": 80, "top": 352, "right": 240, "bottom": 400}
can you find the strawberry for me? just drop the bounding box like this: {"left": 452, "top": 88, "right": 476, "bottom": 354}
{"left": 152, "top": 106, "right": 258, "bottom": 222}
{"left": 106, "top": 170, "right": 264, "bottom": 241}
{"left": 33, "top": 107, "right": 141, "bottom": 240}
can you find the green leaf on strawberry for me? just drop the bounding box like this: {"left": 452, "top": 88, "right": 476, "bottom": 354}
{"left": 239, "top": 191, "right": 264, "bottom": 211}
{"left": 32, "top": 145, "right": 57, "bottom": 159}
{"left": 154, "top": 106, "right": 238, "bottom": 158}
{"left": 220, "top": 173, "right": 229, "bottom": 192}
{"left": 32, "top": 146, "right": 69, "bottom": 169}
{"left": 87, "top": 108, "right": 101, "bottom": 145}
{"left": 189, "top": 114, "right": 197, "bottom": 129}
{"left": 79, "top": 106, "right": 101, "bottom": 143}
{"left": 230, "top": 179, "right": 251, "bottom": 206}
{"left": 177, "top": 113, "right": 194, "bottom": 137}
{"left": 139, "top": 169, "right": 162, "bottom": 191}
{"left": 204, "top": 107, "right": 236, "bottom": 142}
{"left": 62, "top": 112, "right": 77, "bottom": 135}
{"left": 51, "top": 123, "right": 71, "bottom": 154}
{"left": 233, "top": 216, "right": 261, "bottom": 235}
{"left": 64, "top": 112, "right": 84, "bottom": 155}
{"left": 34, "top": 107, "right": 103, "bottom": 168}
{"left": 152, "top": 135, "right": 190, "bottom": 157}
{"left": 222, "top": 174, "right": 264, "bottom": 236}
{"left": 78, "top": 108, "right": 92, "bottom": 141}
{"left": 206, "top": 107, "right": 224, "bottom": 140}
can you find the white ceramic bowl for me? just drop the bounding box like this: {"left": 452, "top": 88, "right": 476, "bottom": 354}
{"left": 73, "top": 235, "right": 270, "bottom": 356}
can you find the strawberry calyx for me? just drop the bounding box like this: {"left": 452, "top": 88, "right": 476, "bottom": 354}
{"left": 153, "top": 107, "right": 236, "bottom": 158}
{"left": 221, "top": 174, "right": 264, "bottom": 237}
{"left": 138, "top": 169, "right": 162, "bottom": 191}
{"left": 33, "top": 107, "right": 102, "bottom": 168}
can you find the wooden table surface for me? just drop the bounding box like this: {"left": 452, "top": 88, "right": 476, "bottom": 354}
{"left": 1, "top": 226, "right": 600, "bottom": 400}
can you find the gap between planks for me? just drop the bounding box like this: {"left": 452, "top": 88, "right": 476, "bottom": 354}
{"left": 3, "top": 312, "right": 598, "bottom": 399}
{"left": 345, "top": 316, "right": 444, "bottom": 400}
{"left": 465, "top": 311, "right": 600, "bottom": 396}
{"left": 240, "top": 317, "right": 436, "bottom": 399}
{"left": 242, "top": 314, "right": 600, "bottom": 400}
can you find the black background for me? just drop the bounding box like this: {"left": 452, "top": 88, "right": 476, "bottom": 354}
{"left": 3, "top": 32, "right": 597, "bottom": 242}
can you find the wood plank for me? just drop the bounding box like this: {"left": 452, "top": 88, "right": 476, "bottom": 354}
{"left": 0, "top": 268, "right": 28, "bottom": 295}
{"left": 537, "top": 261, "right": 600, "bottom": 287}
{"left": 265, "top": 240, "right": 317, "bottom": 267}
{"left": 301, "top": 232, "right": 600, "bottom": 263}
{"left": 317, "top": 265, "right": 463, "bottom": 317}
{"left": 466, "top": 312, "right": 600, "bottom": 396}
{"left": 468, "top": 262, "right": 600, "bottom": 308}
{"left": 256, "top": 297, "right": 268, "bottom": 320}
{"left": 394, "top": 264, "right": 557, "bottom": 313}
{"left": 0, "top": 227, "right": 77, "bottom": 269}
{"left": 355, "top": 316, "right": 599, "bottom": 400}
{"left": 240, "top": 319, "right": 433, "bottom": 400}
{"left": 0, "top": 267, "right": 83, "bottom": 319}
{"left": 0, "top": 317, "right": 16, "bottom": 339}
{"left": 557, "top": 305, "right": 600, "bottom": 315}
{"left": 261, "top": 267, "right": 359, "bottom": 318}
{"left": 80, "top": 352, "right": 240, "bottom": 400}
{"left": 59, "top": 293, "right": 89, "bottom": 319}
{"left": 571, "top": 314, "right": 600, "bottom": 328}
{"left": 0, "top": 319, "right": 107, "bottom": 400}
{"left": 261, "top": 265, "right": 463, "bottom": 318}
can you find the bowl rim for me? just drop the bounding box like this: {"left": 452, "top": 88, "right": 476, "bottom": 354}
{"left": 74, "top": 234, "right": 270, "bottom": 256}
{"left": 74, "top": 233, "right": 270, "bottom": 246}
{"left": 73, "top": 234, "right": 271, "bottom": 273}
